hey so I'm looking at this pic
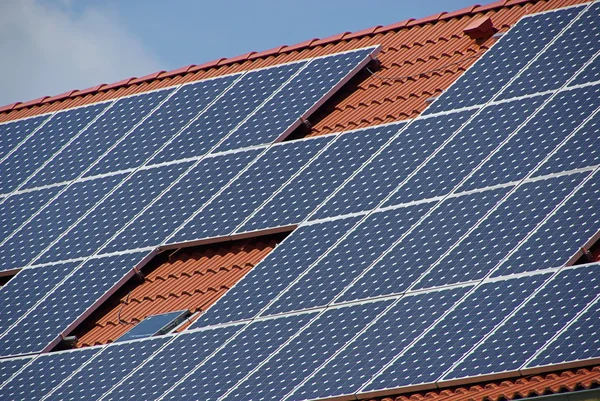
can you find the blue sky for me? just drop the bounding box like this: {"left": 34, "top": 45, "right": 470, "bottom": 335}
{"left": 0, "top": 0, "right": 478, "bottom": 105}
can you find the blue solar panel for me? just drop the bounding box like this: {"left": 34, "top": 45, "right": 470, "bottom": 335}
{"left": 493, "top": 170, "right": 600, "bottom": 276}
{"left": 443, "top": 265, "right": 600, "bottom": 381}
{"left": 289, "top": 287, "right": 468, "bottom": 401}
{"left": 458, "top": 85, "right": 600, "bottom": 192}
{"left": 414, "top": 172, "right": 588, "bottom": 289}
{"left": 382, "top": 96, "right": 547, "bottom": 206}
{"left": 497, "top": 2, "right": 600, "bottom": 99}
{"left": 312, "top": 110, "right": 474, "bottom": 219}
{"left": 0, "top": 174, "right": 126, "bottom": 272}
{"left": 191, "top": 216, "right": 361, "bottom": 329}
{"left": 163, "top": 314, "right": 316, "bottom": 401}
{"left": 0, "top": 115, "right": 48, "bottom": 162}
{"left": 363, "top": 273, "right": 549, "bottom": 392}
{"left": 85, "top": 77, "right": 240, "bottom": 176}
{"left": 168, "top": 137, "right": 331, "bottom": 243}
{"left": 101, "top": 325, "right": 241, "bottom": 401}
{"left": 239, "top": 123, "right": 403, "bottom": 232}
{"left": 214, "top": 47, "right": 378, "bottom": 152}
{"left": 24, "top": 90, "right": 173, "bottom": 188}
{"left": 0, "top": 357, "right": 32, "bottom": 387}
{"left": 570, "top": 53, "right": 600, "bottom": 85}
{"left": 0, "top": 348, "right": 99, "bottom": 401}
{"left": 263, "top": 202, "right": 434, "bottom": 316}
{"left": 226, "top": 300, "right": 392, "bottom": 401}
{"left": 0, "top": 186, "right": 62, "bottom": 243}
{"left": 116, "top": 310, "right": 189, "bottom": 342}
{"left": 45, "top": 337, "right": 169, "bottom": 401}
{"left": 423, "top": 5, "right": 583, "bottom": 115}
{"left": 340, "top": 187, "right": 509, "bottom": 303}
{"left": 102, "top": 149, "right": 261, "bottom": 253}
{"left": 0, "top": 252, "right": 147, "bottom": 357}
{"left": 36, "top": 163, "right": 191, "bottom": 264}
{"left": 149, "top": 63, "right": 305, "bottom": 164}
{"left": 0, "top": 103, "right": 109, "bottom": 194}
{"left": 0, "top": 262, "right": 79, "bottom": 338}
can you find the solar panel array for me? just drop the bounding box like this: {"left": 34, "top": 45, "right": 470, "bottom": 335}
{"left": 0, "top": 3, "right": 599, "bottom": 401}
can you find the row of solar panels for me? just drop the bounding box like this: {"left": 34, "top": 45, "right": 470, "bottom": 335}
{"left": 0, "top": 262, "right": 598, "bottom": 401}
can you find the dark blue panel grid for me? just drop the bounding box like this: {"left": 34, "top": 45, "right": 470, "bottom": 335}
{"left": 263, "top": 202, "right": 434, "bottom": 316}
{"left": 0, "top": 357, "right": 32, "bottom": 388}
{"left": 423, "top": 5, "right": 582, "bottom": 115}
{"left": 497, "top": 2, "right": 600, "bottom": 99}
{"left": 85, "top": 77, "right": 240, "bottom": 176}
{"left": 168, "top": 136, "right": 331, "bottom": 243}
{"left": 150, "top": 63, "right": 306, "bottom": 164}
{"left": 458, "top": 85, "right": 600, "bottom": 192}
{"left": 0, "top": 251, "right": 147, "bottom": 357}
{"left": 102, "top": 149, "right": 261, "bottom": 253}
{"left": 312, "top": 110, "right": 474, "bottom": 219}
{"left": 0, "top": 348, "right": 99, "bottom": 401}
{"left": 289, "top": 287, "right": 468, "bottom": 401}
{"left": 444, "top": 264, "right": 600, "bottom": 381}
{"left": 363, "top": 273, "right": 549, "bottom": 393}
{"left": 0, "top": 102, "right": 109, "bottom": 194}
{"left": 163, "top": 314, "right": 315, "bottom": 401}
{"left": 214, "top": 47, "right": 376, "bottom": 152}
{"left": 570, "top": 52, "right": 600, "bottom": 85}
{"left": 0, "top": 115, "right": 48, "bottom": 161}
{"left": 191, "top": 216, "right": 361, "bottom": 329}
{"left": 0, "top": 186, "right": 62, "bottom": 243}
{"left": 0, "top": 174, "right": 126, "bottom": 272}
{"left": 240, "top": 123, "right": 402, "bottom": 232}
{"left": 102, "top": 325, "right": 241, "bottom": 401}
{"left": 226, "top": 300, "right": 392, "bottom": 401}
{"left": 414, "top": 172, "right": 588, "bottom": 289}
{"left": 533, "top": 104, "right": 600, "bottom": 176}
{"left": 0, "top": 262, "right": 80, "bottom": 337}
{"left": 527, "top": 269, "right": 600, "bottom": 369}
{"left": 383, "top": 95, "right": 547, "bottom": 206}
{"left": 46, "top": 337, "right": 169, "bottom": 401}
{"left": 493, "top": 170, "right": 600, "bottom": 276}
{"left": 340, "top": 187, "right": 509, "bottom": 303}
{"left": 37, "top": 163, "right": 191, "bottom": 264}
{"left": 25, "top": 89, "right": 172, "bottom": 188}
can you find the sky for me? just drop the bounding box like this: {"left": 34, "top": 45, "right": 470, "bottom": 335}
{"left": 0, "top": 0, "right": 479, "bottom": 106}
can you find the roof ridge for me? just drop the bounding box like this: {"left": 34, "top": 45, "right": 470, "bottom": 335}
{"left": 0, "top": 0, "right": 530, "bottom": 114}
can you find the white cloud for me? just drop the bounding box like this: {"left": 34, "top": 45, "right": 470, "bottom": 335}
{"left": 0, "top": 0, "right": 164, "bottom": 106}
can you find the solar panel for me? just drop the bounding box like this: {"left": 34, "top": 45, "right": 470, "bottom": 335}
{"left": 115, "top": 310, "right": 190, "bottom": 342}
{"left": 0, "top": 356, "right": 33, "bottom": 387}
{"left": 0, "top": 115, "right": 49, "bottom": 162}
{"left": 570, "top": 52, "right": 600, "bottom": 85}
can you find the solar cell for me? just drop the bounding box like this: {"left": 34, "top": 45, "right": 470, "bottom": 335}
{"left": 162, "top": 314, "right": 316, "bottom": 401}
{"left": 413, "top": 172, "right": 589, "bottom": 289}
{"left": 36, "top": 163, "right": 192, "bottom": 264}
{"left": 100, "top": 325, "right": 241, "bottom": 401}
{"left": 45, "top": 337, "right": 169, "bottom": 401}
{"left": 0, "top": 102, "right": 109, "bottom": 194}
{"left": 191, "top": 216, "right": 361, "bottom": 329}
{"left": 225, "top": 300, "right": 392, "bottom": 401}
{"left": 0, "top": 348, "right": 99, "bottom": 401}
{"left": 0, "top": 115, "right": 49, "bottom": 162}
{"left": 457, "top": 85, "right": 600, "bottom": 192}
{"left": 85, "top": 76, "right": 239, "bottom": 176}
{"left": 263, "top": 202, "right": 434, "bottom": 316}
{"left": 570, "top": 52, "right": 600, "bottom": 85}
{"left": 167, "top": 136, "right": 331, "bottom": 244}
{"left": 0, "top": 252, "right": 147, "bottom": 357}
{"left": 149, "top": 63, "right": 305, "bottom": 164}
{"left": 443, "top": 265, "right": 600, "bottom": 381}
{"left": 24, "top": 89, "right": 173, "bottom": 188}
{"left": 101, "top": 149, "right": 261, "bottom": 253}
{"left": 288, "top": 287, "right": 469, "bottom": 401}
{"left": 214, "top": 47, "right": 378, "bottom": 152}
{"left": 339, "top": 187, "right": 510, "bottom": 303}
{"left": 0, "top": 356, "right": 32, "bottom": 387}
{"left": 0, "top": 174, "right": 126, "bottom": 272}
{"left": 312, "top": 110, "right": 474, "bottom": 219}
{"left": 362, "top": 273, "right": 550, "bottom": 392}
{"left": 497, "top": 2, "right": 600, "bottom": 99}
{"left": 423, "top": 5, "right": 583, "bottom": 114}
{"left": 238, "top": 123, "right": 403, "bottom": 232}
